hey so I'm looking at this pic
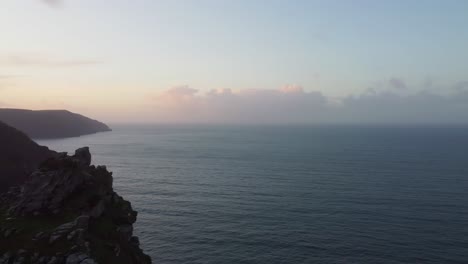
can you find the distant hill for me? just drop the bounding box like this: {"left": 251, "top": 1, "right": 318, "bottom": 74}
{"left": 0, "top": 108, "right": 111, "bottom": 139}
{"left": 0, "top": 121, "right": 55, "bottom": 193}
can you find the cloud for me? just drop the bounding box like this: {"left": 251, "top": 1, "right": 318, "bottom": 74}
{"left": 41, "top": 0, "right": 63, "bottom": 8}
{"left": 156, "top": 86, "right": 198, "bottom": 102}
{"left": 388, "top": 78, "right": 407, "bottom": 90}
{"left": 279, "top": 84, "right": 304, "bottom": 93}
{"left": 0, "top": 54, "right": 101, "bottom": 68}
{"left": 147, "top": 82, "right": 468, "bottom": 124}
{"left": 453, "top": 81, "right": 468, "bottom": 91}
{"left": 337, "top": 89, "right": 468, "bottom": 124}
{"left": 150, "top": 85, "right": 329, "bottom": 124}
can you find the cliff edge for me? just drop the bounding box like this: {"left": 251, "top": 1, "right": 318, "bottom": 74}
{"left": 0, "top": 147, "right": 151, "bottom": 264}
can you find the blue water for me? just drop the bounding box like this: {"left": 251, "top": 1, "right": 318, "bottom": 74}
{"left": 37, "top": 125, "right": 468, "bottom": 263}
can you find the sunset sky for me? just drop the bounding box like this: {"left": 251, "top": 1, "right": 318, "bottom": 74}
{"left": 1, "top": 0, "right": 468, "bottom": 123}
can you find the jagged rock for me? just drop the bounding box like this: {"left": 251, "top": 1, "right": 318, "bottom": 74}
{"left": 31, "top": 252, "right": 40, "bottom": 262}
{"left": 65, "top": 252, "right": 92, "bottom": 264}
{"left": 74, "top": 215, "right": 90, "bottom": 229}
{"left": 0, "top": 252, "right": 12, "bottom": 264}
{"left": 67, "top": 230, "right": 79, "bottom": 241}
{"left": 46, "top": 256, "right": 58, "bottom": 264}
{"left": 8, "top": 147, "right": 113, "bottom": 216}
{"left": 1, "top": 147, "right": 151, "bottom": 263}
{"left": 49, "top": 221, "right": 75, "bottom": 244}
{"left": 115, "top": 244, "right": 121, "bottom": 256}
{"left": 80, "top": 259, "right": 97, "bottom": 264}
{"left": 48, "top": 234, "right": 62, "bottom": 245}
{"left": 12, "top": 256, "right": 25, "bottom": 264}
{"left": 109, "top": 193, "right": 138, "bottom": 225}
{"left": 4, "top": 228, "right": 16, "bottom": 238}
{"left": 88, "top": 199, "right": 106, "bottom": 218}
{"left": 74, "top": 147, "right": 92, "bottom": 166}
{"left": 11, "top": 169, "right": 86, "bottom": 215}
{"left": 117, "top": 224, "right": 134, "bottom": 241}
{"left": 55, "top": 222, "right": 76, "bottom": 233}
{"left": 130, "top": 236, "right": 140, "bottom": 246}
{"left": 33, "top": 231, "right": 48, "bottom": 241}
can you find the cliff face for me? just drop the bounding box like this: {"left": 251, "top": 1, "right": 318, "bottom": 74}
{"left": 0, "top": 121, "right": 55, "bottom": 193}
{"left": 0, "top": 148, "right": 151, "bottom": 264}
{"left": 0, "top": 109, "right": 111, "bottom": 139}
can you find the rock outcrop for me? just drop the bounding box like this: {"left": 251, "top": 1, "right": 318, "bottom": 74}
{"left": 0, "top": 109, "right": 111, "bottom": 139}
{"left": 0, "top": 121, "right": 55, "bottom": 193}
{"left": 0, "top": 147, "right": 151, "bottom": 264}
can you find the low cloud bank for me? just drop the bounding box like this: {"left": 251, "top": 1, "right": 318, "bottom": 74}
{"left": 150, "top": 84, "right": 468, "bottom": 124}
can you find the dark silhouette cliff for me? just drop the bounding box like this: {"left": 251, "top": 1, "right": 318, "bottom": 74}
{"left": 0, "top": 147, "right": 151, "bottom": 263}
{"left": 0, "top": 120, "right": 150, "bottom": 263}
{"left": 0, "top": 121, "right": 55, "bottom": 193}
{"left": 0, "top": 109, "right": 111, "bottom": 139}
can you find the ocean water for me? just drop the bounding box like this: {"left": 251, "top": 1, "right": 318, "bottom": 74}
{"left": 37, "top": 125, "right": 468, "bottom": 264}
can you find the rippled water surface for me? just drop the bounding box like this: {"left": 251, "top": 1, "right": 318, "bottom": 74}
{"left": 38, "top": 125, "right": 468, "bottom": 263}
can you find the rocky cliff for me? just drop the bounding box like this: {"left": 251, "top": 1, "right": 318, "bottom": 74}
{"left": 0, "top": 109, "right": 111, "bottom": 139}
{"left": 0, "top": 147, "right": 151, "bottom": 264}
{"left": 0, "top": 121, "right": 55, "bottom": 193}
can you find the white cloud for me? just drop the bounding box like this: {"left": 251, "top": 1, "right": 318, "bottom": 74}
{"left": 151, "top": 86, "right": 328, "bottom": 124}
{"left": 148, "top": 82, "right": 468, "bottom": 124}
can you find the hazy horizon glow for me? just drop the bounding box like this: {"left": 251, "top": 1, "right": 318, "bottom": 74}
{"left": 1, "top": 0, "right": 468, "bottom": 123}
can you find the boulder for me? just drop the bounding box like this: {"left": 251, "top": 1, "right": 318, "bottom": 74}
{"left": 74, "top": 147, "right": 91, "bottom": 166}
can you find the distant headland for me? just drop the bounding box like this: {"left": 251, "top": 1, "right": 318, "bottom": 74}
{"left": 0, "top": 108, "right": 111, "bottom": 139}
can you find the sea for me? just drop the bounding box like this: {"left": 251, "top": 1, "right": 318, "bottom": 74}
{"left": 37, "top": 124, "right": 468, "bottom": 264}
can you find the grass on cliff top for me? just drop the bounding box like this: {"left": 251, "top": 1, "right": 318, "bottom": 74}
{"left": 0, "top": 207, "right": 77, "bottom": 232}
{"left": 0, "top": 207, "right": 78, "bottom": 254}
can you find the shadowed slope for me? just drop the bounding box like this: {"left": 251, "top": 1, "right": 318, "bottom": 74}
{"left": 0, "top": 121, "right": 54, "bottom": 193}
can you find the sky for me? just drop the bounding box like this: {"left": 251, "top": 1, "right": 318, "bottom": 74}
{"left": 1, "top": 0, "right": 468, "bottom": 124}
